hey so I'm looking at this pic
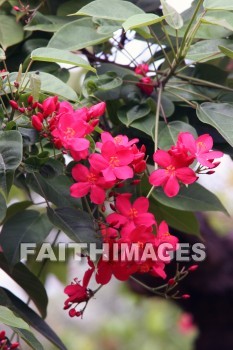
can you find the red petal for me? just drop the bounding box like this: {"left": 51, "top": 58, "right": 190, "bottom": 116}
{"left": 133, "top": 197, "right": 149, "bottom": 213}
{"left": 116, "top": 195, "right": 131, "bottom": 215}
{"left": 163, "top": 176, "right": 180, "bottom": 197}
{"left": 96, "top": 259, "right": 112, "bottom": 285}
{"left": 70, "top": 182, "right": 90, "bottom": 198}
{"left": 113, "top": 166, "right": 133, "bottom": 180}
{"left": 149, "top": 169, "right": 168, "bottom": 186}
{"left": 153, "top": 150, "right": 172, "bottom": 168}
{"left": 71, "top": 164, "right": 89, "bottom": 182}
{"left": 89, "top": 154, "right": 108, "bottom": 171}
{"left": 175, "top": 167, "right": 197, "bottom": 184}
{"left": 90, "top": 185, "right": 106, "bottom": 204}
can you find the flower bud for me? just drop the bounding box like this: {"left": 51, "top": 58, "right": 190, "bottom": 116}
{"left": 137, "top": 76, "right": 154, "bottom": 95}
{"left": 69, "top": 308, "right": 77, "bottom": 317}
{"left": 134, "top": 64, "right": 149, "bottom": 76}
{"left": 88, "top": 102, "right": 106, "bottom": 120}
{"left": 13, "top": 5, "right": 20, "bottom": 11}
{"left": 27, "top": 95, "right": 33, "bottom": 105}
{"left": 188, "top": 265, "right": 198, "bottom": 272}
{"left": 31, "top": 115, "right": 43, "bottom": 131}
{"left": 9, "top": 100, "right": 18, "bottom": 109}
{"left": 182, "top": 294, "right": 190, "bottom": 299}
{"left": 168, "top": 278, "right": 176, "bottom": 286}
{"left": 18, "top": 107, "right": 25, "bottom": 113}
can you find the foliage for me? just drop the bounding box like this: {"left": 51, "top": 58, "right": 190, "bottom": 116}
{"left": 0, "top": 0, "right": 232, "bottom": 348}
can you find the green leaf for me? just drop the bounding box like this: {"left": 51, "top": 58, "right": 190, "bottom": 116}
{"left": 48, "top": 18, "right": 112, "bottom": 51}
{"left": 0, "top": 210, "right": 53, "bottom": 266}
{"left": 0, "top": 48, "right": 6, "bottom": 60}
{"left": 118, "top": 106, "right": 155, "bottom": 139}
{"left": 0, "top": 192, "right": 6, "bottom": 222}
{"left": 201, "top": 11, "right": 233, "bottom": 31}
{"left": 152, "top": 182, "right": 227, "bottom": 213}
{"left": 72, "top": 0, "right": 144, "bottom": 21}
{"left": 0, "top": 15, "right": 24, "bottom": 50}
{"left": 158, "top": 121, "right": 197, "bottom": 150}
{"left": 125, "top": 103, "right": 151, "bottom": 126}
{"left": 57, "top": 0, "right": 87, "bottom": 16}
{"left": 219, "top": 45, "right": 233, "bottom": 59}
{"left": 161, "top": 0, "right": 183, "bottom": 29}
{"left": 83, "top": 72, "right": 122, "bottom": 96}
{"left": 122, "top": 13, "right": 164, "bottom": 31}
{"left": 47, "top": 207, "right": 102, "bottom": 250}
{"left": 0, "top": 131, "right": 23, "bottom": 194}
{"left": 196, "top": 102, "right": 233, "bottom": 147}
{"left": 31, "top": 48, "right": 96, "bottom": 73}
{"left": 24, "top": 12, "right": 72, "bottom": 33}
{"left": 0, "top": 288, "right": 67, "bottom": 350}
{"left": 3, "top": 201, "right": 32, "bottom": 223}
{"left": 204, "top": 0, "right": 233, "bottom": 10}
{"left": 186, "top": 39, "right": 233, "bottom": 62}
{"left": 27, "top": 173, "right": 80, "bottom": 208}
{"left": 0, "top": 253, "right": 48, "bottom": 318}
{"left": 12, "top": 328, "right": 44, "bottom": 350}
{"left": 0, "top": 306, "right": 29, "bottom": 329}
{"left": 166, "top": 22, "right": 231, "bottom": 39}
{"left": 150, "top": 200, "right": 200, "bottom": 236}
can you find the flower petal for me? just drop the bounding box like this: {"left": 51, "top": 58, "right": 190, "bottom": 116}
{"left": 133, "top": 197, "right": 149, "bottom": 213}
{"left": 72, "top": 164, "right": 89, "bottom": 182}
{"left": 163, "top": 176, "right": 180, "bottom": 197}
{"left": 149, "top": 169, "right": 168, "bottom": 186}
{"left": 175, "top": 167, "right": 197, "bottom": 184}
{"left": 90, "top": 185, "right": 106, "bottom": 204}
{"left": 153, "top": 150, "right": 172, "bottom": 168}
{"left": 113, "top": 166, "right": 133, "bottom": 180}
{"left": 70, "top": 182, "right": 90, "bottom": 198}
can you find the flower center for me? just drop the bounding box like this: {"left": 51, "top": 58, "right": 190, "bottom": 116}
{"left": 128, "top": 208, "right": 138, "bottom": 219}
{"left": 166, "top": 165, "right": 175, "bottom": 175}
{"left": 64, "top": 127, "right": 76, "bottom": 139}
{"left": 109, "top": 156, "right": 120, "bottom": 168}
{"left": 87, "top": 173, "right": 97, "bottom": 184}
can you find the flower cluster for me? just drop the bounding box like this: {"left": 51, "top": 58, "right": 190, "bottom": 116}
{"left": 0, "top": 331, "right": 19, "bottom": 350}
{"left": 149, "top": 132, "right": 223, "bottom": 197}
{"left": 29, "top": 95, "right": 223, "bottom": 318}
{"left": 134, "top": 63, "right": 154, "bottom": 95}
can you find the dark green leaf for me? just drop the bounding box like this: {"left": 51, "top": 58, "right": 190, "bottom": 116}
{"left": 158, "top": 121, "right": 197, "bottom": 149}
{"left": 27, "top": 173, "right": 80, "bottom": 208}
{"left": 0, "top": 210, "right": 53, "bottom": 265}
{"left": 186, "top": 39, "right": 233, "bottom": 62}
{"left": 125, "top": 103, "right": 151, "bottom": 126}
{"left": 12, "top": 328, "right": 44, "bottom": 350}
{"left": 0, "top": 253, "right": 48, "bottom": 318}
{"left": 3, "top": 201, "right": 32, "bottom": 224}
{"left": 152, "top": 182, "right": 227, "bottom": 213}
{"left": 0, "top": 288, "right": 67, "bottom": 350}
{"left": 0, "top": 192, "right": 6, "bottom": 222}
{"left": 0, "top": 305, "right": 29, "bottom": 329}
{"left": 196, "top": 102, "right": 233, "bottom": 147}
{"left": 122, "top": 13, "right": 164, "bottom": 31}
{"left": 47, "top": 207, "right": 102, "bottom": 250}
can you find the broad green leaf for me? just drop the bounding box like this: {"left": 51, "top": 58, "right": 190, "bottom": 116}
{"left": 0, "top": 48, "right": 6, "bottom": 60}
{"left": 47, "top": 207, "right": 102, "bottom": 251}
{"left": 24, "top": 12, "right": 72, "bottom": 33}
{"left": 31, "top": 48, "right": 96, "bottom": 73}
{"left": 0, "top": 253, "right": 48, "bottom": 318}
{"left": 196, "top": 102, "right": 233, "bottom": 147}
{"left": 201, "top": 11, "right": 233, "bottom": 31}
{"left": 83, "top": 72, "right": 122, "bottom": 96}
{"left": 0, "top": 306, "right": 29, "bottom": 329}
{"left": 166, "top": 22, "right": 231, "bottom": 39}
{"left": 0, "top": 288, "right": 67, "bottom": 350}
{"left": 10, "top": 71, "right": 77, "bottom": 101}
{"left": 152, "top": 182, "right": 227, "bottom": 213}
{"left": 57, "top": 0, "right": 87, "bottom": 16}
{"left": 72, "top": 0, "right": 144, "bottom": 21}
{"left": 0, "top": 210, "right": 53, "bottom": 265}
{"left": 12, "top": 328, "right": 44, "bottom": 350}
{"left": 48, "top": 18, "right": 112, "bottom": 51}
{"left": 186, "top": 39, "right": 233, "bottom": 62}
{"left": 27, "top": 173, "right": 80, "bottom": 208}
{"left": 126, "top": 103, "right": 151, "bottom": 126}
{"left": 219, "top": 45, "right": 233, "bottom": 59}
{"left": 0, "top": 192, "right": 6, "bottom": 222}
{"left": 161, "top": 0, "right": 183, "bottom": 29}
{"left": 150, "top": 199, "right": 200, "bottom": 236}
{"left": 204, "top": 0, "right": 233, "bottom": 10}
{"left": 118, "top": 106, "right": 154, "bottom": 139}
{"left": 93, "top": 17, "right": 121, "bottom": 35}
{"left": 122, "top": 13, "right": 164, "bottom": 31}
{"left": 158, "top": 121, "right": 197, "bottom": 149}
{"left": 0, "top": 15, "right": 24, "bottom": 50}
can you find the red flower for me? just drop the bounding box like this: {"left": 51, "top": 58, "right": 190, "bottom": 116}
{"left": 106, "top": 194, "right": 156, "bottom": 230}
{"left": 70, "top": 164, "right": 114, "bottom": 204}
{"left": 89, "top": 141, "right": 134, "bottom": 181}
{"left": 41, "top": 96, "right": 59, "bottom": 117}
{"left": 64, "top": 258, "right": 95, "bottom": 317}
{"left": 177, "top": 132, "right": 223, "bottom": 168}
{"left": 96, "top": 132, "right": 138, "bottom": 150}
{"left": 149, "top": 150, "right": 197, "bottom": 197}
{"left": 134, "top": 64, "right": 149, "bottom": 76}
{"left": 137, "top": 76, "right": 154, "bottom": 95}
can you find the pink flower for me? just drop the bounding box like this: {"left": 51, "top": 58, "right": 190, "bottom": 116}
{"left": 70, "top": 164, "right": 114, "bottom": 204}
{"left": 137, "top": 76, "right": 154, "bottom": 95}
{"left": 106, "top": 194, "right": 156, "bottom": 230}
{"left": 154, "top": 221, "right": 179, "bottom": 251}
{"left": 96, "top": 132, "right": 138, "bottom": 150}
{"left": 41, "top": 96, "right": 59, "bottom": 117}
{"left": 87, "top": 101, "right": 106, "bottom": 120}
{"left": 177, "top": 132, "right": 223, "bottom": 168}
{"left": 149, "top": 150, "right": 197, "bottom": 197}
{"left": 134, "top": 64, "right": 149, "bottom": 76}
{"left": 89, "top": 141, "right": 134, "bottom": 182}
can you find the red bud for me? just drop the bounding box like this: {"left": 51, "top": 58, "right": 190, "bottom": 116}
{"left": 18, "top": 107, "right": 25, "bottom": 113}
{"left": 188, "top": 265, "right": 198, "bottom": 272}
{"left": 13, "top": 5, "right": 20, "bottom": 11}
{"left": 182, "top": 294, "right": 190, "bottom": 299}
{"left": 168, "top": 278, "right": 176, "bottom": 286}
{"left": 9, "top": 100, "right": 18, "bottom": 109}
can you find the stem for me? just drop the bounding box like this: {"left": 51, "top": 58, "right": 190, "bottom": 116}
{"left": 19, "top": 60, "right": 33, "bottom": 93}
{"left": 150, "top": 28, "right": 172, "bottom": 68}
{"left": 161, "top": 22, "right": 177, "bottom": 60}
{"left": 146, "top": 185, "right": 154, "bottom": 199}
{"left": 0, "top": 95, "right": 10, "bottom": 119}
{"left": 3, "top": 61, "right": 14, "bottom": 100}
{"left": 177, "top": 73, "right": 233, "bottom": 92}
{"left": 178, "top": 0, "right": 204, "bottom": 59}
{"left": 154, "top": 84, "right": 163, "bottom": 154}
